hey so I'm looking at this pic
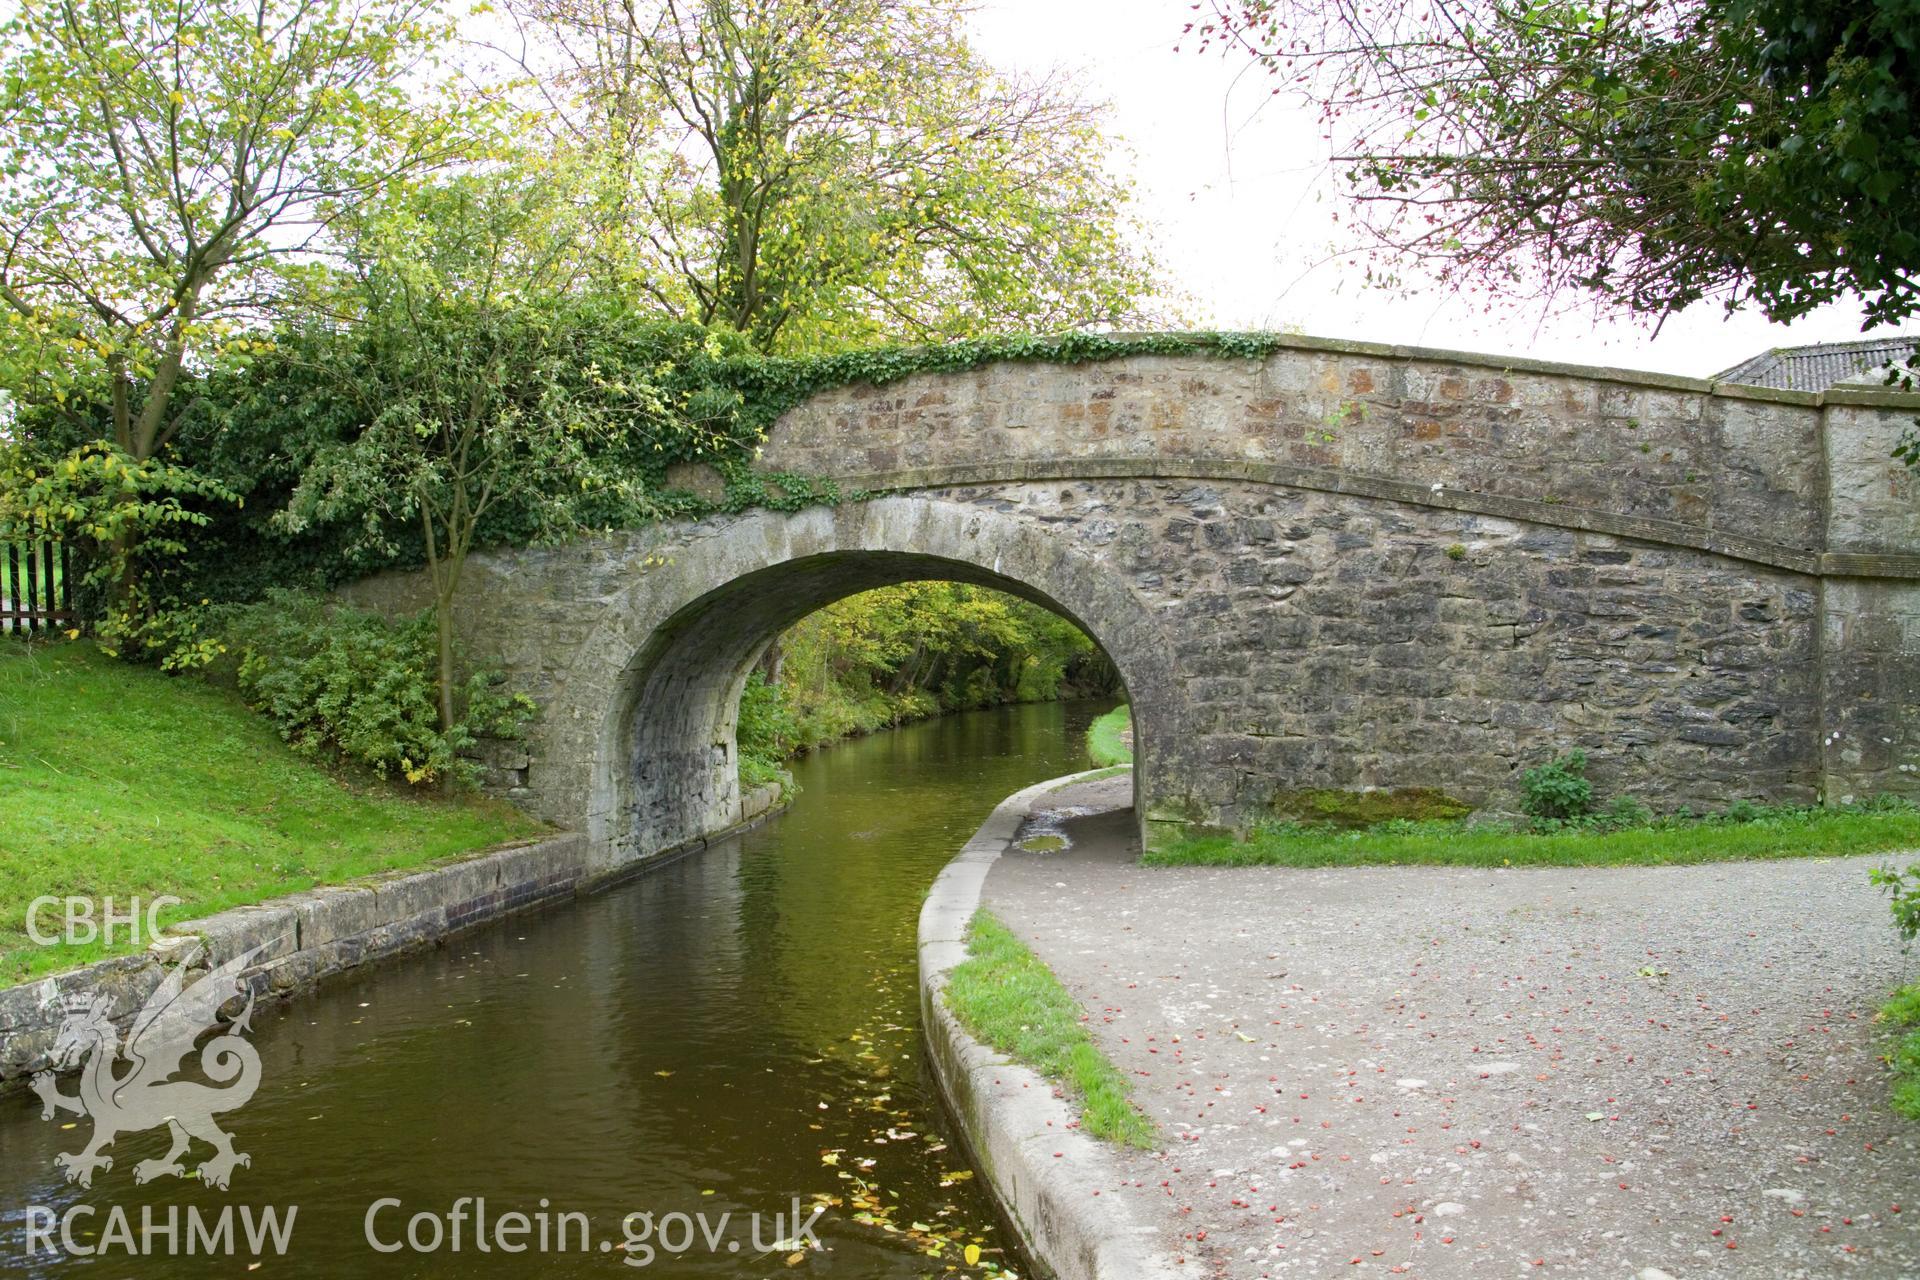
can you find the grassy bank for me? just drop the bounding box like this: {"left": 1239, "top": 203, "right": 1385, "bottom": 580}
{"left": 943, "top": 910, "right": 1155, "bottom": 1148}
{"left": 1147, "top": 803, "right": 1920, "bottom": 869}
{"left": 1085, "top": 703, "right": 1132, "bottom": 767}
{"left": 0, "top": 642, "right": 543, "bottom": 982}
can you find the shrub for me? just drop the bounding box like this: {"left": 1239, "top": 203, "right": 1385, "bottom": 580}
{"left": 1874, "top": 867, "right": 1920, "bottom": 1120}
{"left": 1520, "top": 750, "right": 1594, "bottom": 821}
{"left": 219, "top": 590, "right": 532, "bottom": 786}
{"left": 0, "top": 439, "right": 238, "bottom": 665}
{"left": 1871, "top": 863, "right": 1920, "bottom": 949}
{"left": 95, "top": 590, "right": 228, "bottom": 673}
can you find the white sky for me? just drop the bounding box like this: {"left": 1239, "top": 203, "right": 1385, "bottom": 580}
{"left": 968, "top": 0, "right": 1875, "bottom": 378}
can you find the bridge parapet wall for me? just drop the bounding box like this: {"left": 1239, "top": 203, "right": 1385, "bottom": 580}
{"left": 757, "top": 340, "right": 1920, "bottom": 575}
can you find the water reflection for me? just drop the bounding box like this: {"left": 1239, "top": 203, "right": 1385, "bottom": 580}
{"left": 0, "top": 700, "right": 1104, "bottom": 1277}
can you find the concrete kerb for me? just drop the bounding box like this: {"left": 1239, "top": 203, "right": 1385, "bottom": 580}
{"left": 918, "top": 768, "right": 1178, "bottom": 1280}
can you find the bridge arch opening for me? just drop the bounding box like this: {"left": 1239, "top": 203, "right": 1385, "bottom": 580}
{"left": 577, "top": 500, "right": 1181, "bottom": 864}
{"left": 611, "top": 551, "right": 1134, "bottom": 858}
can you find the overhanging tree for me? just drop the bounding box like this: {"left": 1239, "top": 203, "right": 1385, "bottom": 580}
{"left": 0, "top": 0, "right": 483, "bottom": 462}
{"left": 1191, "top": 0, "right": 1919, "bottom": 397}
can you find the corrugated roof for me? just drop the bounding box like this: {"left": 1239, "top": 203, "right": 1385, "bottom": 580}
{"left": 1716, "top": 336, "right": 1920, "bottom": 391}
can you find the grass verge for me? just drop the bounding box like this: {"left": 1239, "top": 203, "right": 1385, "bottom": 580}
{"left": 1, "top": 641, "right": 544, "bottom": 983}
{"left": 1086, "top": 704, "right": 1132, "bottom": 768}
{"left": 943, "top": 910, "right": 1155, "bottom": 1148}
{"left": 1884, "top": 983, "right": 1920, "bottom": 1121}
{"left": 1147, "top": 805, "right": 1920, "bottom": 869}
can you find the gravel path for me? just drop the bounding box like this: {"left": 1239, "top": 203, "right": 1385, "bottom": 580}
{"left": 983, "top": 778, "right": 1920, "bottom": 1278}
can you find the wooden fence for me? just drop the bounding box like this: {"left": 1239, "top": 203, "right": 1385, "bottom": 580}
{"left": 1, "top": 529, "right": 80, "bottom": 636}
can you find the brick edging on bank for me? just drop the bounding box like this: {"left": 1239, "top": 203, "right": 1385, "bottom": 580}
{"left": 918, "top": 770, "right": 1179, "bottom": 1280}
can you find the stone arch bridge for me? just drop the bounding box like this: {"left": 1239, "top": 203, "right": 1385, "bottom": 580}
{"left": 338, "top": 336, "right": 1920, "bottom": 868}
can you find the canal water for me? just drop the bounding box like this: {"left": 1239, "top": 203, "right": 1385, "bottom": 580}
{"left": 0, "top": 700, "right": 1107, "bottom": 1277}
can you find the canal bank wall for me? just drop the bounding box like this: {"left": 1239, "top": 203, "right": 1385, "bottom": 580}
{"left": 0, "top": 781, "right": 787, "bottom": 1091}
{"left": 919, "top": 770, "right": 1178, "bottom": 1280}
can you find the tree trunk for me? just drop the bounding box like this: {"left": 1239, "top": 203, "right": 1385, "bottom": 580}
{"left": 887, "top": 634, "right": 925, "bottom": 696}
{"left": 435, "top": 597, "right": 457, "bottom": 736}
{"left": 754, "top": 636, "right": 783, "bottom": 683}
{"left": 131, "top": 287, "right": 198, "bottom": 461}
{"left": 103, "top": 355, "right": 138, "bottom": 618}
{"left": 421, "top": 507, "right": 463, "bottom": 741}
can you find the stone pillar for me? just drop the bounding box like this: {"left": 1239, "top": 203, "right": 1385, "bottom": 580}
{"left": 1819, "top": 394, "right": 1920, "bottom": 802}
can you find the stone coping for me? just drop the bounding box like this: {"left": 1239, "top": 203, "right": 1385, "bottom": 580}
{"left": 918, "top": 769, "right": 1177, "bottom": 1280}
{"left": 1097, "top": 330, "right": 1920, "bottom": 408}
